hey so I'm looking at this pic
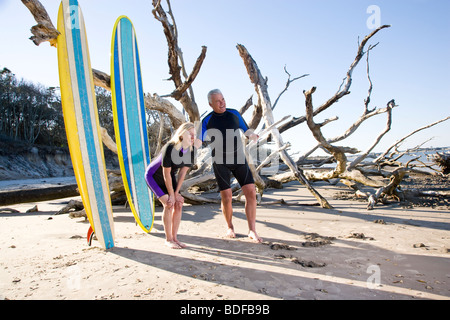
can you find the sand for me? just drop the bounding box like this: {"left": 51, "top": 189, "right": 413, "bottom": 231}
{"left": 0, "top": 180, "right": 449, "bottom": 301}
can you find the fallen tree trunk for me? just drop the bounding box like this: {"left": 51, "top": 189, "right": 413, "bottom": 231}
{"left": 367, "top": 167, "right": 408, "bottom": 210}
{"left": 432, "top": 152, "right": 450, "bottom": 175}
{"left": 0, "top": 184, "right": 79, "bottom": 206}
{"left": 0, "top": 168, "right": 129, "bottom": 207}
{"left": 55, "top": 199, "right": 84, "bottom": 215}
{"left": 405, "top": 189, "right": 450, "bottom": 198}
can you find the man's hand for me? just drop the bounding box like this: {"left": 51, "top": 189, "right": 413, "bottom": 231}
{"left": 245, "top": 129, "right": 259, "bottom": 142}
{"left": 248, "top": 133, "right": 259, "bottom": 142}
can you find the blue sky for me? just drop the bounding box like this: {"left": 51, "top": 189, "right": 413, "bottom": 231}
{"left": 0, "top": 0, "right": 449, "bottom": 154}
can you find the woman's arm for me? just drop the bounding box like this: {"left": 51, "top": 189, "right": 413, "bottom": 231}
{"left": 162, "top": 166, "right": 175, "bottom": 206}
{"left": 175, "top": 167, "right": 189, "bottom": 194}
{"left": 174, "top": 167, "right": 190, "bottom": 204}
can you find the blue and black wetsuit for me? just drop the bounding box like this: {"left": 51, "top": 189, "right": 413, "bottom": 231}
{"left": 198, "top": 108, "right": 254, "bottom": 191}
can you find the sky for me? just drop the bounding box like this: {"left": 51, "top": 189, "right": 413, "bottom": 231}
{"left": 0, "top": 0, "right": 449, "bottom": 156}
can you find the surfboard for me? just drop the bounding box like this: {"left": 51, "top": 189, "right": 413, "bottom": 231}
{"left": 111, "top": 16, "right": 154, "bottom": 233}
{"left": 56, "top": 0, "right": 115, "bottom": 249}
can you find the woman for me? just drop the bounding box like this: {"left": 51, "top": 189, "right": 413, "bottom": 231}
{"left": 145, "top": 122, "right": 196, "bottom": 249}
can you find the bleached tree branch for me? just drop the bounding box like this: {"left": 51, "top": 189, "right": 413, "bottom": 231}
{"left": 375, "top": 116, "right": 450, "bottom": 163}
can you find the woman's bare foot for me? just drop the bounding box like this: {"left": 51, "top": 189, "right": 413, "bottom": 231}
{"left": 174, "top": 240, "right": 187, "bottom": 248}
{"left": 165, "top": 240, "right": 181, "bottom": 249}
{"left": 225, "top": 227, "right": 236, "bottom": 238}
{"left": 248, "top": 230, "right": 262, "bottom": 243}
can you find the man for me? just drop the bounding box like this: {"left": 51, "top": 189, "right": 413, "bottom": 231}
{"left": 195, "top": 89, "right": 262, "bottom": 243}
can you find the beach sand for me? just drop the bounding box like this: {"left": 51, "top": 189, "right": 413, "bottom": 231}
{"left": 1, "top": 181, "right": 449, "bottom": 300}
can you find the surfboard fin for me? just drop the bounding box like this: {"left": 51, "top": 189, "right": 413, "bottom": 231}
{"left": 87, "top": 226, "right": 95, "bottom": 246}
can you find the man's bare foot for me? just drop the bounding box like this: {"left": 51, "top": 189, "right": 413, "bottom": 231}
{"left": 225, "top": 227, "right": 236, "bottom": 238}
{"left": 165, "top": 240, "right": 181, "bottom": 249}
{"left": 248, "top": 230, "right": 262, "bottom": 243}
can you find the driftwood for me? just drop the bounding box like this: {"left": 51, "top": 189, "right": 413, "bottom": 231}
{"left": 302, "top": 25, "right": 391, "bottom": 178}
{"left": 374, "top": 116, "right": 450, "bottom": 164}
{"left": 151, "top": 0, "right": 204, "bottom": 122}
{"left": 0, "top": 184, "right": 78, "bottom": 206}
{"left": 297, "top": 25, "right": 399, "bottom": 203}
{"left": 279, "top": 26, "right": 390, "bottom": 135}
{"left": 432, "top": 153, "right": 450, "bottom": 174}
{"left": 20, "top": 0, "right": 201, "bottom": 126}
{"left": 357, "top": 167, "right": 450, "bottom": 210}
{"left": 367, "top": 167, "right": 408, "bottom": 210}
{"left": 237, "top": 44, "right": 332, "bottom": 209}
{"left": 260, "top": 199, "right": 320, "bottom": 206}
{"left": 0, "top": 208, "right": 20, "bottom": 214}
{"left": 21, "top": 0, "right": 59, "bottom": 46}
{"left": 144, "top": 93, "right": 185, "bottom": 129}
{"left": 55, "top": 199, "right": 84, "bottom": 216}
{"left": 0, "top": 169, "right": 127, "bottom": 207}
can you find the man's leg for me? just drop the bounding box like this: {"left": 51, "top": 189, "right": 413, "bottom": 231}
{"left": 213, "top": 163, "right": 235, "bottom": 238}
{"left": 241, "top": 183, "right": 262, "bottom": 243}
{"left": 232, "top": 162, "right": 261, "bottom": 243}
{"left": 220, "top": 188, "right": 235, "bottom": 238}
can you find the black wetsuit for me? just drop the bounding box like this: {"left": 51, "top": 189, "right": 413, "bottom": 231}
{"left": 145, "top": 142, "right": 194, "bottom": 198}
{"left": 198, "top": 108, "right": 254, "bottom": 191}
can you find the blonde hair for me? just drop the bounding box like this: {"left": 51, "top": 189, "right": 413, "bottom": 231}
{"left": 168, "top": 122, "right": 195, "bottom": 151}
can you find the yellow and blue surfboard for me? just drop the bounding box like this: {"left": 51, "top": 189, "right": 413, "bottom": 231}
{"left": 111, "top": 16, "right": 154, "bottom": 233}
{"left": 56, "top": 0, "right": 115, "bottom": 249}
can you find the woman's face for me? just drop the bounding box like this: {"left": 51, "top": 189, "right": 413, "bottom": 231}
{"left": 182, "top": 128, "right": 195, "bottom": 146}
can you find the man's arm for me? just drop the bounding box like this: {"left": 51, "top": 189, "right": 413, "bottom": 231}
{"left": 228, "top": 109, "right": 258, "bottom": 141}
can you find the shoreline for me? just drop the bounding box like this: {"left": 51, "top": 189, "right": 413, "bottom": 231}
{"left": 1, "top": 181, "right": 449, "bottom": 300}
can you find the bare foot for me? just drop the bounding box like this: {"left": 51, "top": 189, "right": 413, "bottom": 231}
{"left": 225, "top": 227, "right": 236, "bottom": 238}
{"left": 165, "top": 240, "right": 181, "bottom": 249}
{"left": 248, "top": 230, "right": 262, "bottom": 243}
{"left": 174, "top": 240, "right": 187, "bottom": 248}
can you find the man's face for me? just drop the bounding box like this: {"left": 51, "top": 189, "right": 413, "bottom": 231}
{"left": 209, "top": 93, "right": 226, "bottom": 114}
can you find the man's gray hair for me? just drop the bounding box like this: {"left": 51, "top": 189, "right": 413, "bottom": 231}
{"left": 207, "top": 89, "right": 222, "bottom": 104}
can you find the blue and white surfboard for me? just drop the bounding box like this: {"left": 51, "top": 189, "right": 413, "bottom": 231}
{"left": 57, "top": 0, "right": 115, "bottom": 249}
{"left": 111, "top": 16, "right": 154, "bottom": 233}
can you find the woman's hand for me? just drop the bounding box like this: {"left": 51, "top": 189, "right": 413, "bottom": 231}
{"left": 174, "top": 192, "right": 184, "bottom": 204}
{"left": 166, "top": 194, "right": 175, "bottom": 208}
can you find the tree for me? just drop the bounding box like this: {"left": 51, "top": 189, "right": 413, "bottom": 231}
{"left": 0, "top": 67, "right": 65, "bottom": 145}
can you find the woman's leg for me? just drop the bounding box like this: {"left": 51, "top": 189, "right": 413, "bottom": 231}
{"left": 159, "top": 195, "right": 181, "bottom": 249}
{"left": 171, "top": 200, "right": 186, "bottom": 248}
